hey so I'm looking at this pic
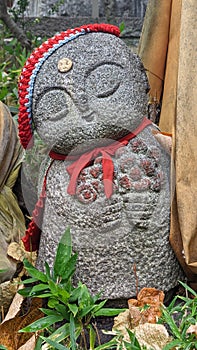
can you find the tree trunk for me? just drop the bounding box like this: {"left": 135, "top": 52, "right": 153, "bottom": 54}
{"left": 103, "top": 0, "right": 115, "bottom": 23}
{"left": 92, "top": 0, "right": 99, "bottom": 18}
{"left": 0, "top": 0, "right": 31, "bottom": 50}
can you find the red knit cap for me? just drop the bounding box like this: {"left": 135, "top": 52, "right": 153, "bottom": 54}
{"left": 18, "top": 23, "right": 120, "bottom": 149}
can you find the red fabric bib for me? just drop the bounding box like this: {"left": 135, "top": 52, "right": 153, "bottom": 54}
{"left": 22, "top": 117, "right": 152, "bottom": 251}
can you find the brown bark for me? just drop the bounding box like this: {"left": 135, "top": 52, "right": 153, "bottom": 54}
{"left": 0, "top": 0, "right": 31, "bottom": 50}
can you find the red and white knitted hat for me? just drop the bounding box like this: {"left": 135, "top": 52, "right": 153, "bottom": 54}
{"left": 18, "top": 23, "right": 120, "bottom": 149}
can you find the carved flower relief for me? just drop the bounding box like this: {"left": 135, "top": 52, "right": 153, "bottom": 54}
{"left": 130, "top": 138, "right": 148, "bottom": 154}
{"left": 76, "top": 159, "right": 105, "bottom": 203}
{"left": 75, "top": 138, "right": 164, "bottom": 203}
{"left": 76, "top": 183, "right": 98, "bottom": 204}
{"left": 117, "top": 138, "right": 164, "bottom": 193}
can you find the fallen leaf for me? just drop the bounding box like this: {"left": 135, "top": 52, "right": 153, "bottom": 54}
{"left": 132, "top": 323, "right": 169, "bottom": 350}
{"left": 18, "top": 334, "right": 37, "bottom": 350}
{"left": 113, "top": 311, "right": 169, "bottom": 350}
{"left": 113, "top": 309, "right": 131, "bottom": 334}
{"left": 7, "top": 242, "right": 37, "bottom": 266}
{"left": 0, "top": 298, "right": 43, "bottom": 350}
{"left": 2, "top": 284, "right": 24, "bottom": 323}
{"left": 186, "top": 324, "right": 197, "bottom": 337}
{"left": 0, "top": 278, "right": 20, "bottom": 317}
{"left": 128, "top": 287, "right": 165, "bottom": 326}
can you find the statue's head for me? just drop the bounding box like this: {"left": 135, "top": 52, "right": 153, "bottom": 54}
{"left": 18, "top": 24, "right": 149, "bottom": 153}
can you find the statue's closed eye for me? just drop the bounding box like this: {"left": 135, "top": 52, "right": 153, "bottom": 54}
{"left": 86, "top": 63, "right": 123, "bottom": 99}
{"left": 34, "top": 88, "right": 72, "bottom": 122}
{"left": 97, "top": 81, "right": 120, "bottom": 98}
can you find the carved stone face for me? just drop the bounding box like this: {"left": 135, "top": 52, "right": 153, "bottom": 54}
{"left": 32, "top": 32, "right": 149, "bottom": 154}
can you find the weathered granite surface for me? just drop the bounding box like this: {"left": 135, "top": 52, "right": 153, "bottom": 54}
{"left": 34, "top": 31, "right": 184, "bottom": 298}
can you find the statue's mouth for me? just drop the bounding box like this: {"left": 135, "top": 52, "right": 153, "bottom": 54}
{"left": 82, "top": 111, "right": 94, "bottom": 122}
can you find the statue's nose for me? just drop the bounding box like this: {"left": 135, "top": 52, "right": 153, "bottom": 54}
{"left": 74, "top": 92, "right": 89, "bottom": 112}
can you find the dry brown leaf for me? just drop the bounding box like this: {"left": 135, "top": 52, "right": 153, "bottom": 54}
{"left": 2, "top": 284, "right": 24, "bottom": 323}
{"left": 113, "top": 309, "right": 132, "bottom": 333}
{"left": 152, "top": 129, "right": 172, "bottom": 154}
{"left": 18, "top": 334, "right": 37, "bottom": 350}
{"left": 133, "top": 323, "right": 169, "bottom": 350}
{"left": 7, "top": 242, "right": 27, "bottom": 262}
{"left": 7, "top": 241, "right": 37, "bottom": 266}
{"left": 128, "top": 287, "right": 165, "bottom": 326}
{"left": 0, "top": 278, "right": 20, "bottom": 316}
{"left": 136, "top": 287, "right": 165, "bottom": 305}
{"left": 186, "top": 324, "right": 197, "bottom": 337}
{"left": 113, "top": 311, "right": 169, "bottom": 350}
{"left": 0, "top": 298, "right": 43, "bottom": 350}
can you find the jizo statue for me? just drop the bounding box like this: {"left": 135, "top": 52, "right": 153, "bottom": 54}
{"left": 18, "top": 24, "right": 184, "bottom": 301}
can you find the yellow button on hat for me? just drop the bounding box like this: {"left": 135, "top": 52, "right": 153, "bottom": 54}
{"left": 58, "top": 57, "right": 73, "bottom": 72}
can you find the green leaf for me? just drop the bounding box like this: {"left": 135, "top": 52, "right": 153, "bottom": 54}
{"left": 93, "top": 300, "right": 107, "bottom": 314}
{"left": 34, "top": 335, "right": 43, "bottom": 350}
{"left": 126, "top": 328, "right": 141, "bottom": 347}
{"left": 48, "top": 297, "right": 59, "bottom": 308}
{"left": 92, "top": 291, "right": 103, "bottom": 303}
{"left": 68, "top": 303, "right": 78, "bottom": 317}
{"left": 40, "top": 336, "right": 69, "bottom": 350}
{"left": 48, "top": 323, "right": 70, "bottom": 342}
{"left": 95, "top": 308, "right": 127, "bottom": 317}
{"left": 39, "top": 308, "right": 61, "bottom": 316}
{"left": 19, "top": 314, "right": 63, "bottom": 332}
{"left": 166, "top": 295, "right": 179, "bottom": 312}
{"left": 0, "top": 345, "right": 8, "bottom": 350}
{"left": 45, "top": 261, "right": 51, "bottom": 280}
{"left": 53, "top": 228, "right": 72, "bottom": 278}
{"left": 69, "top": 284, "right": 83, "bottom": 302}
{"left": 179, "top": 280, "right": 197, "bottom": 297}
{"left": 21, "top": 277, "right": 39, "bottom": 284}
{"left": 78, "top": 283, "right": 92, "bottom": 308}
{"left": 88, "top": 324, "right": 96, "bottom": 350}
{"left": 163, "top": 338, "right": 184, "bottom": 350}
{"left": 48, "top": 279, "right": 58, "bottom": 294}
{"left": 79, "top": 304, "right": 96, "bottom": 318}
{"left": 94, "top": 337, "right": 118, "bottom": 349}
{"left": 57, "top": 287, "right": 70, "bottom": 304}
{"left": 23, "top": 258, "right": 48, "bottom": 283}
{"left": 69, "top": 314, "right": 77, "bottom": 350}
{"left": 60, "top": 253, "right": 78, "bottom": 281}
{"left": 29, "top": 293, "right": 53, "bottom": 298}
{"left": 29, "top": 283, "right": 49, "bottom": 296}
{"left": 55, "top": 304, "right": 70, "bottom": 320}
{"left": 119, "top": 22, "right": 125, "bottom": 33}
{"left": 17, "top": 286, "right": 34, "bottom": 297}
{"left": 60, "top": 279, "right": 73, "bottom": 294}
{"left": 161, "top": 307, "right": 182, "bottom": 340}
{"left": 192, "top": 301, "right": 197, "bottom": 317}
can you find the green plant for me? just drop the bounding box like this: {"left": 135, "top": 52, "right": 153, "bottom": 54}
{"left": 9, "top": 0, "right": 29, "bottom": 28}
{"left": 48, "top": 0, "right": 65, "bottom": 15}
{"left": 119, "top": 329, "right": 148, "bottom": 350}
{"left": 0, "top": 345, "right": 8, "bottom": 350}
{"left": 92, "top": 329, "right": 149, "bottom": 350}
{"left": 18, "top": 228, "right": 126, "bottom": 349}
{"left": 160, "top": 281, "right": 197, "bottom": 350}
{"left": 0, "top": 21, "right": 44, "bottom": 113}
{"left": 0, "top": 38, "right": 27, "bottom": 107}
{"left": 119, "top": 22, "right": 125, "bottom": 34}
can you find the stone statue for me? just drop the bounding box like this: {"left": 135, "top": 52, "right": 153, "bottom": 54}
{"left": 18, "top": 24, "right": 184, "bottom": 300}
